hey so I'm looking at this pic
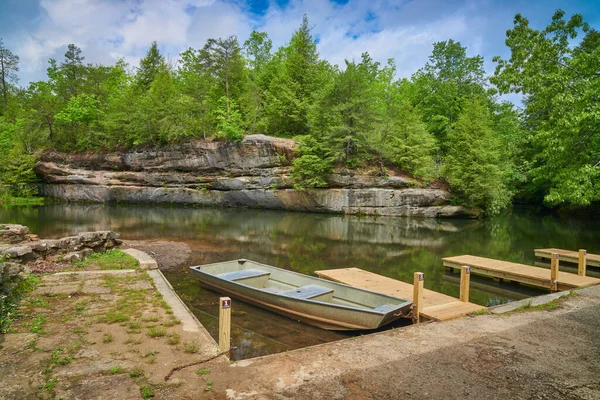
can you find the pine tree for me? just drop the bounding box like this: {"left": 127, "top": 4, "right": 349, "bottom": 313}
{"left": 264, "top": 15, "right": 327, "bottom": 136}
{"left": 136, "top": 41, "right": 165, "bottom": 91}
{"left": 444, "top": 98, "right": 511, "bottom": 214}
{"left": 60, "top": 44, "right": 85, "bottom": 98}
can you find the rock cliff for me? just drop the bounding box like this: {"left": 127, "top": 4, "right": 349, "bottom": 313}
{"left": 35, "top": 135, "right": 477, "bottom": 218}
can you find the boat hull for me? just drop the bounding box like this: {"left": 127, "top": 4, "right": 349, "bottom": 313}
{"left": 190, "top": 260, "right": 412, "bottom": 330}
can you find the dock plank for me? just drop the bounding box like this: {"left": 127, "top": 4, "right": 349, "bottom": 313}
{"left": 442, "top": 255, "right": 600, "bottom": 291}
{"left": 534, "top": 248, "right": 600, "bottom": 268}
{"left": 315, "top": 268, "right": 486, "bottom": 321}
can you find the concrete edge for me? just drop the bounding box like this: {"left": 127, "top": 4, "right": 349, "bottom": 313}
{"left": 123, "top": 247, "right": 216, "bottom": 344}
{"left": 122, "top": 248, "right": 158, "bottom": 270}
{"left": 487, "top": 285, "right": 600, "bottom": 314}
{"left": 147, "top": 269, "right": 220, "bottom": 353}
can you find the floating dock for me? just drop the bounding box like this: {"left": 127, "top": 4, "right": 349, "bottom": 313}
{"left": 535, "top": 248, "right": 600, "bottom": 268}
{"left": 315, "top": 268, "right": 486, "bottom": 321}
{"left": 442, "top": 255, "right": 600, "bottom": 291}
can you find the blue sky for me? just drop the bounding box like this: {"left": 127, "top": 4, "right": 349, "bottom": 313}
{"left": 1, "top": 0, "right": 599, "bottom": 86}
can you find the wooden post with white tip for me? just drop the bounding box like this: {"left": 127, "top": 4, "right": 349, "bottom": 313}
{"left": 460, "top": 266, "right": 471, "bottom": 303}
{"left": 578, "top": 249, "right": 587, "bottom": 277}
{"left": 550, "top": 253, "right": 559, "bottom": 292}
{"left": 219, "top": 297, "right": 231, "bottom": 357}
{"left": 413, "top": 272, "right": 424, "bottom": 323}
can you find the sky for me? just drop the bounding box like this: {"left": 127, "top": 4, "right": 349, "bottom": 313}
{"left": 1, "top": 0, "right": 599, "bottom": 86}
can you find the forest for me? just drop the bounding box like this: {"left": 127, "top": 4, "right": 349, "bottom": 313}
{"left": 0, "top": 10, "right": 598, "bottom": 215}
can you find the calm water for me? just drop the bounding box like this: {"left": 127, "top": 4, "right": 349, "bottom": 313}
{"left": 2, "top": 203, "right": 599, "bottom": 359}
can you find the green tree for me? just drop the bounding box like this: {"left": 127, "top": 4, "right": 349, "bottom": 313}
{"left": 243, "top": 31, "right": 273, "bottom": 134}
{"left": 492, "top": 10, "right": 600, "bottom": 207}
{"left": 54, "top": 44, "right": 86, "bottom": 99}
{"left": 263, "top": 15, "right": 328, "bottom": 136}
{"left": 54, "top": 93, "right": 103, "bottom": 150}
{"left": 412, "top": 40, "right": 486, "bottom": 150}
{"left": 178, "top": 47, "right": 216, "bottom": 139}
{"left": 213, "top": 96, "right": 244, "bottom": 142}
{"left": 0, "top": 118, "right": 38, "bottom": 196}
{"left": 444, "top": 98, "right": 511, "bottom": 214}
{"left": 199, "top": 36, "right": 246, "bottom": 116}
{"left": 312, "top": 53, "right": 382, "bottom": 165}
{"left": 136, "top": 41, "right": 165, "bottom": 91}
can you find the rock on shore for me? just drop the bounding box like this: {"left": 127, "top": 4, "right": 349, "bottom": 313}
{"left": 35, "top": 135, "right": 477, "bottom": 218}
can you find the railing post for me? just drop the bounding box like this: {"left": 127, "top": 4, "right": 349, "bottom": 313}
{"left": 550, "top": 253, "right": 559, "bottom": 292}
{"left": 578, "top": 249, "right": 587, "bottom": 277}
{"left": 219, "top": 297, "right": 231, "bottom": 357}
{"left": 460, "top": 266, "right": 471, "bottom": 303}
{"left": 413, "top": 272, "right": 424, "bottom": 323}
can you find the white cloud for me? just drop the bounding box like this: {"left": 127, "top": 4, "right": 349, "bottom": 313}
{"left": 10, "top": 0, "right": 515, "bottom": 84}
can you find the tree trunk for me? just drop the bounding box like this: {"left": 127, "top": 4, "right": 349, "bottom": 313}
{"left": 1, "top": 56, "right": 7, "bottom": 107}
{"left": 225, "top": 70, "right": 230, "bottom": 119}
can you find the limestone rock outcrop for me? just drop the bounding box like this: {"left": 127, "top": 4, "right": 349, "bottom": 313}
{"left": 35, "top": 135, "right": 478, "bottom": 218}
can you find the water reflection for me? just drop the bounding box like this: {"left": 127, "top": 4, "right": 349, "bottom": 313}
{"left": 2, "top": 203, "right": 599, "bottom": 359}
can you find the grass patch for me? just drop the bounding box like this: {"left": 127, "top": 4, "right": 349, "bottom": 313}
{"left": 0, "top": 196, "right": 46, "bottom": 206}
{"left": 98, "top": 310, "right": 130, "bottom": 324}
{"left": 50, "top": 348, "right": 72, "bottom": 366}
{"left": 512, "top": 292, "right": 578, "bottom": 313}
{"left": 1, "top": 273, "right": 40, "bottom": 333}
{"left": 167, "top": 333, "right": 180, "bottom": 345}
{"left": 143, "top": 350, "right": 159, "bottom": 358}
{"left": 103, "top": 333, "right": 113, "bottom": 343}
{"left": 110, "top": 366, "right": 122, "bottom": 374}
{"left": 124, "top": 335, "right": 143, "bottom": 345}
{"left": 469, "top": 309, "right": 489, "bottom": 316}
{"left": 41, "top": 377, "right": 58, "bottom": 393}
{"left": 513, "top": 300, "right": 559, "bottom": 312}
{"left": 142, "top": 314, "right": 160, "bottom": 323}
{"left": 25, "top": 296, "right": 49, "bottom": 308}
{"left": 129, "top": 366, "right": 144, "bottom": 378}
{"left": 183, "top": 340, "right": 199, "bottom": 354}
{"left": 147, "top": 326, "right": 166, "bottom": 338}
{"left": 163, "top": 317, "right": 181, "bottom": 327}
{"left": 74, "top": 249, "right": 139, "bottom": 270}
{"left": 73, "top": 327, "right": 87, "bottom": 334}
{"left": 140, "top": 385, "right": 154, "bottom": 399}
{"left": 29, "top": 315, "right": 47, "bottom": 334}
{"left": 75, "top": 301, "right": 88, "bottom": 312}
{"left": 197, "top": 369, "right": 213, "bottom": 391}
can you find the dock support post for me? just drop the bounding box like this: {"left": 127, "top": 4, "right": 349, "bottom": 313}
{"left": 219, "top": 297, "right": 231, "bottom": 357}
{"left": 578, "top": 249, "right": 587, "bottom": 277}
{"left": 460, "top": 266, "right": 470, "bottom": 303}
{"left": 550, "top": 253, "right": 559, "bottom": 292}
{"left": 413, "top": 272, "right": 424, "bottom": 324}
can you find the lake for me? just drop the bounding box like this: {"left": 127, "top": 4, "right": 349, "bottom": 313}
{"left": 2, "top": 203, "right": 598, "bottom": 359}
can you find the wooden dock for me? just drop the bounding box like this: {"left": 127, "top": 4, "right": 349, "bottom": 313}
{"left": 535, "top": 248, "right": 600, "bottom": 268}
{"left": 315, "top": 268, "right": 486, "bottom": 321}
{"left": 442, "top": 255, "right": 600, "bottom": 291}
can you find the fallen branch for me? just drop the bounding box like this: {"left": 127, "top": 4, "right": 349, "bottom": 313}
{"left": 164, "top": 347, "right": 234, "bottom": 381}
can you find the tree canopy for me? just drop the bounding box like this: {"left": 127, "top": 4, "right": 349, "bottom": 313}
{"left": 0, "top": 10, "right": 597, "bottom": 214}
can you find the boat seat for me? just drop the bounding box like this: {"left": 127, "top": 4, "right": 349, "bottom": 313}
{"left": 283, "top": 284, "right": 334, "bottom": 300}
{"left": 372, "top": 304, "right": 396, "bottom": 313}
{"left": 216, "top": 269, "right": 270, "bottom": 281}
